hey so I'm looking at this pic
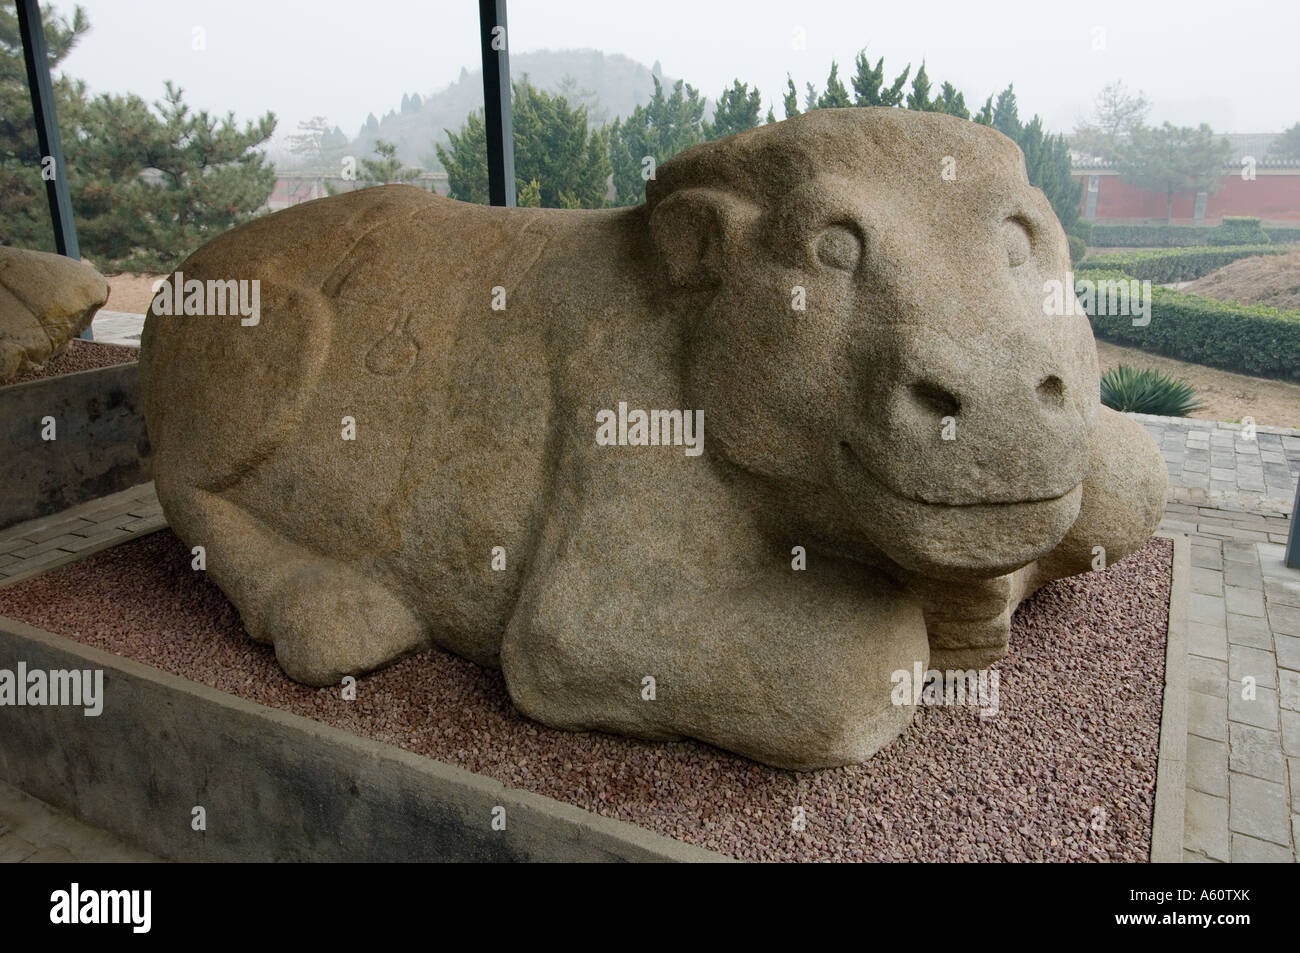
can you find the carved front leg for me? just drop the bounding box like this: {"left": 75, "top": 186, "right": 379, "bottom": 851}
{"left": 1019, "top": 407, "right": 1167, "bottom": 598}
{"left": 499, "top": 479, "right": 930, "bottom": 771}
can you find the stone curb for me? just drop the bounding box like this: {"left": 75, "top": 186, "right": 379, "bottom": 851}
{"left": 0, "top": 616, "right": 731, "bottom": 863}
{"left": 1166, "top": 487, "right": 1293, "bottom": 518}
{"left": 1151, "top": 531, "right": 1191, "bottom": 862}
{"left": 1126, "top": 412, "right": 1299, "bottom": 436}
{"left": 0, "top": 362, "right": 152, "bottom": 529}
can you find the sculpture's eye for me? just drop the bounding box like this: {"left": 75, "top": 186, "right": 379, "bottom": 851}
{"left": 815, "top": 224, "right": 862, "bottom": 272}
{"left": 1002, "top": 218, "right": 1032, "bottom": 267}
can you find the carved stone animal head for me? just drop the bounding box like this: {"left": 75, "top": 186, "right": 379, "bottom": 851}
{"left": 647, "top": 107, "right": 1099, "bottom": 580}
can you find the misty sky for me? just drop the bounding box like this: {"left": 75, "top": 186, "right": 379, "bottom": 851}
{"left": 59, "top": 0, "right": 1300, "bottom": 154}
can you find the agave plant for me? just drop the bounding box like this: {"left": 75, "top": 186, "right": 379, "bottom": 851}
{"left": 1099, "top": 364, "right": 1203, "bottom": 417}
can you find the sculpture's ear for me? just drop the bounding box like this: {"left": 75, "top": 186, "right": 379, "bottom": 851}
{"left": 649, "top": 187, "right": 747, "bottom": 289}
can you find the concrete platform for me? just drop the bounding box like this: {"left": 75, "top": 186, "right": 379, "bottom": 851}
{"left": 0, "top": 616, "right": 726, "bottom": 863}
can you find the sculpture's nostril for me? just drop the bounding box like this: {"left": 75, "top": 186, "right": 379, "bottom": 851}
{"left": 911, "top": 380, "right": 961, "bottom": 419}
{"left": 1037, "top": 375, "right": 1066, "bottom": 406}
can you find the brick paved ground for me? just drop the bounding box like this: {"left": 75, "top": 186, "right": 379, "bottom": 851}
{"left": 1131, "top": 412, "right": 1300, "bottom": 517}
{"left": 1130, "top": 415, "right": 1300, "bottom": 863}
{"left": 89, "top": 310, "right": 145, "bottom": 347}
{"left": 0, "top": 484, "right": 164, "bottom": 584}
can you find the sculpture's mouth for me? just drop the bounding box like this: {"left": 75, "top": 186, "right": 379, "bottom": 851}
{"left": 836, "top": 441, "right": 1079, "bottom": 509}
{"left": 830, "top": 439, "right": 1084, "bottom": 577}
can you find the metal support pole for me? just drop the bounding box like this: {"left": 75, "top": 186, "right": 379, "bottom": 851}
{"left": 1286, "top": 480, "right": 1300, "bottom": 569}
{"left": 478, "top": 0, "right": 515, "bottom": 207}
{"left": 17, "top": 0, "right": 79, "bottom": 258}
{"left": 17, "top": 0, "right": 92, "bottom": 339}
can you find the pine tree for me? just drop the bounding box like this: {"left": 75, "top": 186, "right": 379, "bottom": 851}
{"left": 3, "top": 6, "right": 274, "bottom": 272}
{"left": 0, "top": 3, "right": 89, "bottom": 253}
{"left": 850, "top": 51, "right": 884, "bottom": 106}
{"left": 992, "top": 85, "right": 1021, "bottom": 139}
{"left": 974, "top": 85, "right": 1081, "bottom": 232}
{"left": 816, "top": 62, "right": 852, "bottom": 109}
{"left": 608, "top": 76, "right": 705, "bottom": 205}
{"left": 883, "top": 66, "right": 910, "bottom": 107}
{"left": 782, "top": 75, "right": 800, "bottom": 118}
{"left": 358, "top": 139, "right": 421, "bottom": 186}
{"left": 936, "top": 82, "right": 969, "bottom": 119}
{"left": 288, "top": 116, "right": 333, "bottom": 164}
{"left": 436, "top": 111, "right": 488, "bottom": 202}
{"left": 705, "top": 80, "right": 762, "bottom": 140}
{"left": 1071, "top": 82, "right": 1149, "bottom": 162}
{"left": 512, "top": 82, "right": 611, "bottom": 207}
{"left": 437, "top": 80, "right": 610, "bottom": 209}
{"left": 1270, "top": 122, "right": 1300, "bottom": 160}
{"left": 71, "top": 81, "right": 276, "bottom": 271}
{"left": 803, "top": 83, "right": 818, "bottom": 112}
{"left": 849, "top": 49, "right": 909, "bottom": 107}
{"left": 906, "top": 62, "right": 936, "bottom": 111}
{"left": 1015, "top": 116, "right": 1082, "bottom": 231}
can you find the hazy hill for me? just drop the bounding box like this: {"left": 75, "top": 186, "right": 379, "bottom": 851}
{"left": 344, "top": 49, "right": 684, "bottom": 171}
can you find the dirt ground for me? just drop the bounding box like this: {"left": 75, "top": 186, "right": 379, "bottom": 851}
{"left": 1095, "top": 340, "right": 1300, "bottom": 429}
{"left": 1183, "top": 250, "right": 1300, "bottom": 311}
{"left": 102, "top": 273, "right": 164, "bottom": 314}
{"left": 1099, "top": 250, "right": 1300, "bottom": 428}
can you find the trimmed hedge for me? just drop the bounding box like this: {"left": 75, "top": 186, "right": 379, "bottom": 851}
{"left": 1078, "top": 268, "right": 1300, "bottom": 381}
{"left": 1090, "top": 223, "right": 1209, "bottom": 247}
{"left": 1090, "top": 217, "right": 1282, "bottom": 248}
{"left": 1076, "top": 244, "right": 1287, "bottom": 282}
{"left": 1067, "top": 235, "right": 1086, "bottom": 264}
{"left": 1207, "top": 216, "right": 1269, "bottom": 245}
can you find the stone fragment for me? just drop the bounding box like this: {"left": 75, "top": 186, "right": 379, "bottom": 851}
{"left": 0, "top": 247, "right": 108, "bottom": 383}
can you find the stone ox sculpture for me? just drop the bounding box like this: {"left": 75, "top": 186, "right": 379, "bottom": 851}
{"left": 140, "top": 108, "right": 1166, "bottom": 770}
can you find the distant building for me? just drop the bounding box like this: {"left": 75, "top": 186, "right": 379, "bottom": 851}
{"left": 1073, "top": 133, "right": 1300, "bottom": 224}
{"left": 266, "top": 171, "right": 450, "bottom": 211}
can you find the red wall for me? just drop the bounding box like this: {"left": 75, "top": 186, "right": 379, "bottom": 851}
{"left": 1075, "top": 172, "right": 1300, "bottom": 223}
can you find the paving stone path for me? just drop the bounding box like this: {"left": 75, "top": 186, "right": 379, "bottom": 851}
{"left": 0, "top": 484, "right": 165, "bottom": 584}
{"left": 0, "top": 410, "right": 1296, "bottom": 863}
{"left": 1131, "top": 412, "right": 1300, "bottom": 517}
{"left": 90, "top": 310, "right": 145, "bottom": 347}
{"left": 1129, "top": 414, "right": 1299, "bottom": 863}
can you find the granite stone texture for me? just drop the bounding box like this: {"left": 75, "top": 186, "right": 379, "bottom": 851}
{"left": 139, "top": 108, "right": 1166, "bottom": 769}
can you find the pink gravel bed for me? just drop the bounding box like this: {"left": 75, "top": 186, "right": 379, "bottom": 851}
{"left": 0, "top": 532, "right": 1172, "bottom": 862}
{"left": 4, "top": 340, "right": 137, "bottom": 387}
